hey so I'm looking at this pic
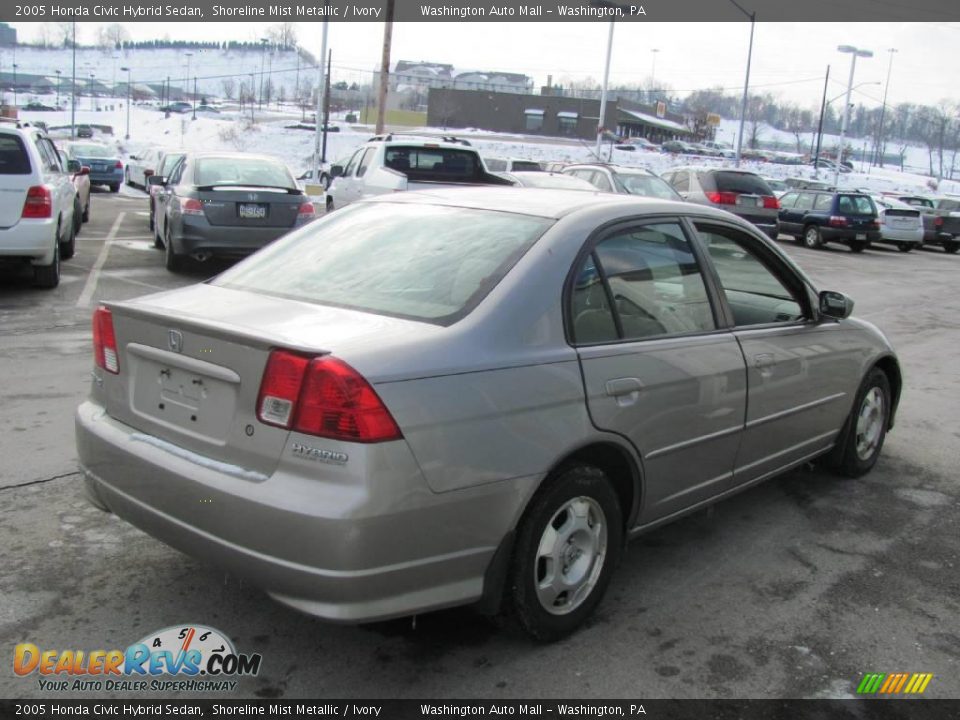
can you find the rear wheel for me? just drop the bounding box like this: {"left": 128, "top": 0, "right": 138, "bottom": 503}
{"left": 803, "top": 225, "right": 822, "bottom": 249}
{"left": 164, "top": 225, "right": 183, "bottom": 272}
{"left": 849, "top": 241, "right": 867, "bottom": 253}
{"left": 831, "top": 368, "right": 891, "bottom": 478}
{"left": 34, "top": 236, "right": 61, "bottom": 289}
{"left": 59, "top": 216, "right": 76, "bottom": 260}
{"left": 109, "top": 183, "right": 120, "bottom": 193}
{"left": 896, "top": 242, "right": 913, "bottom": 253}
{"left": 325, "top": 197, "right": 334, "bottom": 213}
{"left": 81, "top": 198, "right": 90, "bottom": 223}
{"left": 944, "top": 241, "right": 960, "bottom": 255}
{"left": 72, "top": 197, "right": 83, "bottom": 235}
{"left": 508, "top": 465, "right": 622, "bottom": 642}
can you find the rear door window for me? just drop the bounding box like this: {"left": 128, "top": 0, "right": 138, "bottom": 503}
{"left": 0, "top": 135, "right": 31, "bottom": 174}
{"left": 384, "top": 146, "right": 479, "bottom": 179}
{"left": 712, "top": 172, "right": 773, "bottom": 196}
{"left": 837, "top": 195, "right": 875, "bottom": 215}
{"left": 795, "top": 193, "right": 815, "bottom": 211}
{"left": 813, "top": 194, "right": 833, "bottom": 211}
{"left": 779, "top": 192, "right": 799, "bottom": 209}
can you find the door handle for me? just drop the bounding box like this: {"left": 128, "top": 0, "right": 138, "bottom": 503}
{"left": 605, "top": 377, "right": 644, "bottom": 397}
{"left": 753, "top": 353, "right": 774, "bottom": 369}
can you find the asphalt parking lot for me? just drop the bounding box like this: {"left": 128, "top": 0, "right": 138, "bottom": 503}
{"left": 2, "top": 191, "right": 958, "bottom": 700}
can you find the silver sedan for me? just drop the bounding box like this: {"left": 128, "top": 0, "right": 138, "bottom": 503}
{"left": 76, "top": 188, "right": 901, "bottom": 641}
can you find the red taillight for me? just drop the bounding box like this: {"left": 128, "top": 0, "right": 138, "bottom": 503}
{"left": 256, "top": 350, "right": 402, "bottom": 443}
{"left": 181, "top": 198, "right": 204, "bottom": 216}
{"left": 872, "top": 219, "right": 881, "bottom": 228}
{"left": 297, "top": 201, "right": 316, "bottom": 217}
{"left": 828, "top": 216, "right": 848, "bottom": 228}
{"left": 704, "top": 191, "right": 738, "bottom": 205}
{"left": 114, "top": 161, "right": 123, "bottom": 169}
{"left": 92, "top": 307, "right": 119, "bottom": 374}
{"left": 935, "top": 216, "right": 943, "bottom": 227}
{"left": 762, "top": 196, "right": 780, "bottom": 209}
{"left": 21, "top": 186, "right": 52, "bottom": 219}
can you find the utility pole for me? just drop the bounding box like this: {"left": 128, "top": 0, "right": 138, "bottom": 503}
{"left": 70, "top": 22, "right": 77, "bottom": 139}
{"left": 192, "top": 77, "right": 197, "bottom": 120}
{"left": 121, "top": 66, "right": 131, "bottom": 139}
{"left": 730, "top": 1, "right": 756, "bottom": 168}
{"left": 813, "top": 65, "right": 830, "bottom": 178}
{"left": 375, "top": 0, "right": 395, "bottom": 134}
{"left": 873, "top": 48, "right": 897, "bottom": 168}
{"left": 595, "top": 21, "right": 614, "bottom": 158}
{"left": 322, "top": 49, "right": 332, "bottom": 163}
{"left": 313, "top": 18, "right": 329, "bottom": 183}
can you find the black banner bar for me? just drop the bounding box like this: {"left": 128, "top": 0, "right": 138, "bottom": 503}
{"left": 3, "top": 700, "right": 960, "bottom": 720}
{"left": 3, "top": 0, "right": 960, "bottom": 23}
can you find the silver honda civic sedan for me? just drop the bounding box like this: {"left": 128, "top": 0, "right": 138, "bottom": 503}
{"left": 76, "top": 188, "right": 901, "bottom": 641}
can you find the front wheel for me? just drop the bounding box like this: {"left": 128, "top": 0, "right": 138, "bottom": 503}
{"left": 896, "top": 242, "right": 913, "bottom": 253}
{"left": 508, "top": 465, "right": 623, "bottom": 642}
{"left": 849, "top": 241, "right": 867, "bottom": 253}
{"left": 832, "top": 368, "right": 891, "bottom": 478}
{"left": 109, "top": 183, "right": 120, "bottom": 193}
{"left": 943, "top": 241, "right": 960, "bottom": 255}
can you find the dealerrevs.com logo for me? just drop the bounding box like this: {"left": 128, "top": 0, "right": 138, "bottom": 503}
{"left": 14, "top": 624, "right": 262, "bottom": 693}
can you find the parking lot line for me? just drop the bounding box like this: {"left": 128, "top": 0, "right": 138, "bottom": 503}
{"left": 76, "top": 212, "right": 125, "bottom": 309}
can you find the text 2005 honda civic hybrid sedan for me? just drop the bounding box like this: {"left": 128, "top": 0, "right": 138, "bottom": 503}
{"left": 76, "top": 188, "right": 901, "bottom": 640}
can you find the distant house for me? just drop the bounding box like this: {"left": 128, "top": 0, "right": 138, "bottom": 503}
{"left": 616, "top": 100, "right": 693, "bottom": 143}
{"left": 378, "top": 60, "right": 534, "bottom": 111}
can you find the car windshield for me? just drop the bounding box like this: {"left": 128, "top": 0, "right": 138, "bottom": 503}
{"left": 68, "top": 144, "right": 113, "bottom": 158}
{"left": 195, "top": 157, "right": 294, "bottom": 188}
{"left": 712, "top": 171, "right": 774, "bottom": 196}
{"left": 614, "top": 172, "right": 681, "bottom": 200}
{"left": 213, "top": 203, "right": 553, "bottom": 325}
{"left": 837, "top": 195, "right": 876, "bottom": 215}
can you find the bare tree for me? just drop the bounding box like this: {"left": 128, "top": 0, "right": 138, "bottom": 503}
{"left": 55, "top": 22, "right": 75, "bottom": 48}
{"left": 220, "top": 78, "right": 236, "bottom": 101}
{"left": 97, "top": 24, "right": 129, "bottom": 50}
{"left": 35, "top": 24, "right": 54, "bottom": 48}
{"left": 267, "top": 23, "right": 297, "bottom": 49}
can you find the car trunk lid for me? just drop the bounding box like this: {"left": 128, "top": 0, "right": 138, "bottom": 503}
{"left": 195, "top": 186, "right": 302, "bottom": 228}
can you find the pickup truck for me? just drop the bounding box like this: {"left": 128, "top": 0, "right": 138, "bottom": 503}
{"left": 326, "top": 135, "right": 513, "bottom": 211}
{"left": 892, "top": 195, "right": 960, "bottom": 253}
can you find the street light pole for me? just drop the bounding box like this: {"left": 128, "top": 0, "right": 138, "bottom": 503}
{"left": 314, "top": 18, "right": 329, "bottom": 182}
{"left": 728, "top": 0, "right": 756, "bottom": 168}
{"left": 55, "top": 70, "right": 62, "bottom": 107}
{"left": 120, "top": 66, "right": 131, "bottom": 139}
{"left": 184, "top": 51, "right": 193, "bottom": 105}
{"left": 70, "top": 22, "right": 76, "bottom": 139}
{"left": 873, "top": 47, "right": 897, "bottom": 167}
{"left": 834, "top": 44, "right": 873, "bottom": 188}
{"left": 650, "top": 48, "right": 659, "bottom": 103}
{"left": 813, "top": 65, "right": 830, "bottom": 178}
{"left": 595, "top": 20, "right": 615, "bottom": 158}
{"left": 259, "top": 38, "right": 268, "bottom": 111}
{"left": 12, "top": 63, "right": 18, "bottom": 108}
{"left": 192, "top": 76, "right": 197, "bottom": 120}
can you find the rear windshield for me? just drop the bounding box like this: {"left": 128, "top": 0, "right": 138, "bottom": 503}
{"left": 67, "top": 144, "right": 113, "bottom": 158}
{"left": 385, "top": 146, "right": 479, "bottom": 180}
{"left": 900, "top": 197, "right": 933, "bottom": 209}
{"left": 511, "top": 161, "right": 542, "bottom": 172}
{"left": 195, "top": 157, "right": 294, "bottom": 188}
{"left": 213, "top": 203, "right": 553, "bottom": 325}
{"left": 0, "top": 135, "right": 31, "bottom": 175}
{"left": 711, "top": 171, "right": 773, "bottom": 196}
{"left": 837, "top": 195, "right": 876, "bottom": 215}
{"left": 614, "top": 172, "right": 682, "bottom": 200}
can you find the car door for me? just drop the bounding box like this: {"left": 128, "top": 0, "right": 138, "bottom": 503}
{"left": 158, "top": 156, "right": 187, "bottom": 241}
{"left": 36, "top": 137, "right": 73, "bottom": 234}
{"left": 329, "top": 149, "right": 364, "bottom": 208}
{"left": 692, "top": 220, "right": 859, "bottom": 486}
{"left": 777, "top": 192, "right": 800, "bottom": 234}
{"left": 573, "top": 219, "right": 747, "bottom": 524}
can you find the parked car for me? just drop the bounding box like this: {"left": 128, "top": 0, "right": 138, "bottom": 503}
{"left": 612, "top": 144, "right": 637, "bottom": 152}
{"left": 660, "top": 167, "right": 780, "bottom": 239}
{"left": 66, "top": 158, "right": 91, "bottom": 234}
{"left": 24, "top": 101, "right": 57, "bottom": 112}
{"left": 62, "top": 142, "right": 124, "bottom": 192}
{"left": 160, "top": 102, "right": 192, "bottom": 114}
{"left": 125, "top": 147, "right": 165, "bottom": 188}
{"left": 150, "top": 151, "right": 316, "bottom": 271}
{"left": 75, "top": 124, "right": 94, "bottom": 139}
{"left": 889, "top": 195, "right": 958, "bottom": 251}
{"left": 661, "top": 140, "right": 697, "bottom": 154}
{"left": 562, "top": 164, "right": 682, "bottom": 200}
{"left": 701, "top": 141, "right": 735, "bottom": 158}
{"left": 146, "top": 150, "right": 185, "bottom": 234}
{"left": 542, "top": 161, "right": 569, "bottom": 173}
{"left": 626, "top": 137, "right": 660, "bottom": 152}
{"left": 762, "top": 177, "right": 789, "bottom": 196}
{"left": 327, "top": 134, "right": 512, "bottom": 211}
{"left": 76, "top": 186, "right": 901, "bottom": 640}
{"left": 777, "top": 189, "right": 880, "bottom": 252}
{"left": 869, "top": 196, "right": 923, "bottom": 253}
{"left": 483, "top": 157, "right": 543, "bottom": 172}
{"left": 810, "top": 158, "right": 851, "bottom": 174}
{"left": 0, "top": 121, "right": 78, "bottom": 287}
{"left": 502, "top": 171, "right": 597, "bottom": 190}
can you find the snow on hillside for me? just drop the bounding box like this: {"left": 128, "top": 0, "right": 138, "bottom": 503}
{"left": 17, "top": 97, "right": 959, "bottom": 198}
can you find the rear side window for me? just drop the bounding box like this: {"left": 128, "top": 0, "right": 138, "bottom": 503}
{"left": 0, "top": 135, "right": 31, "bottom": 175}
{"left": 668, "top": 171, "right": 689, "bottom": 192}
{"left": 485, "top": 158, "right": 507, "bottom": 172}
{"left": 214, "top": 203, "right": 552, "bottom": 325}
{"left": 795, "top": 194, "right": 815, "bottom": 211}
{"left": 511, "top": 161, "right": 542, "bottom": 172}
{"left": 710, "top": 172, "right": 773, "bottom": 196}
{"left": 779, "top": 192, "right": 799, "bottom": 208}
{"left": 813, "top": 194, "right": 833, "bottom": 211}
{"left": 837, "top": 195, "right": 875, "bottom": 215}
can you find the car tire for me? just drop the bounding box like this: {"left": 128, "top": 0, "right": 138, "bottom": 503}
{"left": 110, "top": 183, "right": 120, "bottom": 193}
{"left": 164, "top": 225, "right": 183, "bottom": 272}
{"left": 73, "top": 197, "right": 83, "bottom": 235}
{"left": 849, "top": 241, "right": 867, "bottom": 253}
{"left": 896, "top": 242, "right": 912, "bottom": 253}
{"left": 944, "top": 241, "right": 960, "bottom": 255}
{"left": 320, "top": 173, "right": 330, "bottom": 190}
{"left": 82, "top": 199, "right": 90, "bottom": 223}
{"left": 507, "top": 465, "right": 623, "bottom": 642}
{"left": 326, "top": 197, "right": 334, "bottom": 213}
{"left": 60, "top": 215, "right": 76, "bottom": 260}
{"left": 34, "top": 236, "right": 61, "bottom": 289}
{"left": 803, "top": 225, "right": 822, "bottom": 249}
{"left": 830, "top": 368, "right": 892, "bottom": 478}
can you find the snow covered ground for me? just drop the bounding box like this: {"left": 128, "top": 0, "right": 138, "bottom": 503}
{"left": 19, "top": 95, "right": 960, "bottom": 198}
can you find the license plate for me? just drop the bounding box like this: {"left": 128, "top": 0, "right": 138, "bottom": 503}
{"left": 92, "top": 164, "right": 105, "bottom": 172}
{"left": 239, "top": 203, "right": 267, "bottom": 219}
{"left": 738, "top": 196, "right": 759, "bottom": 207}
{"left": 856, "top": 233, "right": 866, "bottom": 240}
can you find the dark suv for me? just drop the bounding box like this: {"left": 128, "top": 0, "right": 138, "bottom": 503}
{"left": 778, "top": 190, "right": 880, "bottom": 252}
{"left": 660, "top": 167, "right": 780, "bottom": 239}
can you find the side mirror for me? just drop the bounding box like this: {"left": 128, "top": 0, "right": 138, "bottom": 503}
{"left": 329, "top": 165, "right": 344, "bottom": 178}
{"left": 79, "top": 166, "right": 90, "bottom": 176}
{"left": 819, "top": 290, "right": 854, "bottom": 320}
{"left": 146, "top": 175, "right": 166, "bottom": 187}
{"left": 66, "top": 159, "right": 81, "bottom": 173}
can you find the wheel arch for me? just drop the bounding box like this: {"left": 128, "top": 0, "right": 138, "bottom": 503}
{"left": 872, "top": 354, "right": 902, "bottom": 430}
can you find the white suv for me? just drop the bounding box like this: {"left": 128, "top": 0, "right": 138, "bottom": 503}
{"left": 0, "top": 122, "right": 77, "bottom": 288}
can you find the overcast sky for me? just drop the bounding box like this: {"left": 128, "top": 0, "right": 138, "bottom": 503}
{"left": 10, "top": 21, "right": 960, "bottom": 109}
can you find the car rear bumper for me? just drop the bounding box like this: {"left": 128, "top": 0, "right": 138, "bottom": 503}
{"left": 88, "top": 170, "right": 124, "bottom": 185}
{"left": 878, "top": 226, "right": 923, "bottom": 244}
{"left": 75, "top": 400, "right": 528, "bottom": 622}
{"left": 0, "top": 218, "right": 58, "bottom": 264}
{"left": 177, "top": 218, "right": 302, "bottom": 258}
{"left": 819, "top": 228, "right": 881, "bottom": 244}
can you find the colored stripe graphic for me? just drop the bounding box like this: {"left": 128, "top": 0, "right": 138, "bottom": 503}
{"left": 857, "top": 673, "right": 933, "bottom": 695}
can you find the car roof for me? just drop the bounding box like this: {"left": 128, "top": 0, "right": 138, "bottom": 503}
{"left": 362, "top": 185, "right": 730, "bottom": 221}
{"left": 564, "top": 163, "right": 655, "bottom": 175}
